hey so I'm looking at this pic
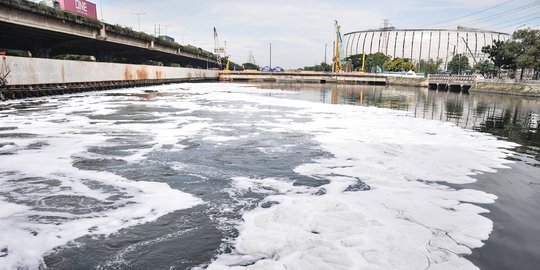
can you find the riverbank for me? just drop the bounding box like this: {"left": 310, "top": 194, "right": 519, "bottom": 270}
{"left": 472, "top": 80, "right": 540, "bottom": 97}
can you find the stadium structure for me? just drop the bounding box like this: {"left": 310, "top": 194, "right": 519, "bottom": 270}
{"left": 343, "top": 26, "right": 511, "bottom": 70}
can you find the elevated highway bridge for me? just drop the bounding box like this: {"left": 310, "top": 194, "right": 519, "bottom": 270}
{"left": 0, "top": 0, "right": 218, "bottom": 68}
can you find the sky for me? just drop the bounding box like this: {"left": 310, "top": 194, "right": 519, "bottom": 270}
{"left": 91, "top": 0, "right": 539, "bottom": 68}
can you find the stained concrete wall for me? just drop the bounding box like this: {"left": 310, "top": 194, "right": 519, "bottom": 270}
{"left": 386, "top": 76, "right": 428, "bottom": 87}
{"left": 472, "top": 81, "right": 540, "bottom": 97}
{"left": 2, "top": 56, "right": 218, "bottom": 86}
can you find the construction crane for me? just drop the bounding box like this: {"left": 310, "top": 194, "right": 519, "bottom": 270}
{"left": 332, "top": 20, "right": 345, "bottom": 73}
{"left": 213, "top": 27, "right": 229, "bottom": 70}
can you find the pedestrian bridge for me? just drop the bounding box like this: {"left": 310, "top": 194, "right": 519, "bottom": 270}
{"left": 428, "top": 74, "right": 478, "bottom": 92}
{"left": 220, "top": 71, "right": 388, "bottom": 85}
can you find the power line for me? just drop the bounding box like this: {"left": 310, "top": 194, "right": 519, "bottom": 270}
{"left": 495, "top": 15, "right": 540, "bottom": 29}
{"left": 486, "top": 12, "right": 540, "bottom": 27}
{"left": 422, "top": 0, "right": 516, "bottom": 27}
{"left": 459, "top": 0, "right": 540, "bottom": 26}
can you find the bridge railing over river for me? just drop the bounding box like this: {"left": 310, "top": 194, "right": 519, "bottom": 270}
{"left": 428, "top": 74, "right": 478, "bottom": 92}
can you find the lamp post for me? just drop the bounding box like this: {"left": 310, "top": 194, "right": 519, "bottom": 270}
{"left": 269, "top": 42, "right": 272, "bottom": 69}
{"left": 324, "top": 43, "right": 327, "bottom": 64}
{"left": 131, "top": 12, "right": 147, "bottom": 31}
{"left": 99, "top": 0, "right": 103, "bottom": 21}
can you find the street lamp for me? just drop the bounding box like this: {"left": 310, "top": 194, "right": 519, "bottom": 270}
{"left": 99, "top": 0, "right": 103, "bottom": 21}
{"left": 131, "top": 12, "right": 147, "bottom": 32}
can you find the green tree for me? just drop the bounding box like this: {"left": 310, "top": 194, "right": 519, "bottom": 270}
{"left": 482, "top": 40, "right": 517, "bottom": 78}
{"left": 474, "top": 60, "right": 495, "bottom": 77}
{"left": 345, "top": 54, "right": 363, "bottom": 70}
{"left": 345, "top": 53, "right": 389, "bottom": 72}
{"left": 303, "top": 62, "right": 332, "bottom": 72}
{"left": 447, "top": 54, "right": 470, "bottom": 75}
{"left": 512, "top": 29, "right": 540, "bottom": 79}
{"left": 383, "top": 57, "right": 415, "bottom": 72}
{"left": 242, "top": 63, "right": 259, "bottom": 70}
{"left": 418, "top": 58, "right": 443, "bottom": 74}
{"left": 365, "top": 52, "right": 389, "bottom": 73}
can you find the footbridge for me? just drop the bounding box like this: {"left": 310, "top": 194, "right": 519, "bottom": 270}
{"left": 428, "top": 74, "right": 478, "bottom": 92}
{"left": 220, "top": 71, "right": 388, "bottom": 85}
{"left": 0, "top": 0, "right": 218, "bottom": 68}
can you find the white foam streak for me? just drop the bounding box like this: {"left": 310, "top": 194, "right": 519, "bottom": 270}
{"left": 0, "top": 93, "right": 203, "bottom": 269}
{"left": 200, "top": 84, "right": 516, "bottom": 270}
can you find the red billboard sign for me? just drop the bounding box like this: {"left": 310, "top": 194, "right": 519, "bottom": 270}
{"left": 57, "top": 0, "right": 97, "bottom": 19}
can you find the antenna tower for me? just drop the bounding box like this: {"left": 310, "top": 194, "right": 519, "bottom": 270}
{"left": 381, "top": 19, "right": 391, "bottom": 55}
{"left": 246, "top": 51, "right": 256, "bottom": 65}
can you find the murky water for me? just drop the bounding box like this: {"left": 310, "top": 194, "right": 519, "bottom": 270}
{"left": 0, "top": 82, "right": 538, "bottom": 270}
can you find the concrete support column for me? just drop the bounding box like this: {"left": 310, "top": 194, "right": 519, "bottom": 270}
{"left": 361, "top": 32, "right": 368, "bottom": 55}
{"left": 445, "top": 32, "right": 451, "bottom": 71}
{"left": 411, "top": 31, "right": 415, "bottom": 60}
{"left": 377, "top": 32, "right": 382, "bottom": 52}
{"left": 402, "top": 31, "right": 407, "bottom": 58}
{"left": 437, "top": 31, "right": 442, "bottom": 62}
{"left": 96, "top": 50, "right": 114, "bottom": 62}
{"left": 428, "top": 32, "right": 433, "bottom": 60}
{"left": 393, "top": 31, "right": 399, "bottom": 58}
{"left": 369, "top": 32, "right": 375, "bottom": 54}
{"left": 30, "top": 47, "right": 52, "bottom": 58}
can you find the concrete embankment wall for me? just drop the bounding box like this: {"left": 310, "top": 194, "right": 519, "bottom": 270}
{"left": 386, "top": 76, "right": 428, "bottom": 87}
{"left": 472, "top": 81, "right": 540, "bottom": 97}
{"left": 0, "top": 56, "right": 218, "bottom": 100}
{"left": 2, "top": 56, "right": 218, "bottom": 85}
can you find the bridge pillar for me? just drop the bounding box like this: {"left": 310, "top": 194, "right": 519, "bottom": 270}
{"left": 96, "top": 50, "right": 114, "bottom": 62}
{"left": 30, "top": 47, "right": 52, "bottom": 58}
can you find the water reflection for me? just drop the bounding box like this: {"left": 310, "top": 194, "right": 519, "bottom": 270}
{"left": 251, "top": 83, "right": 540, "bottom": 163}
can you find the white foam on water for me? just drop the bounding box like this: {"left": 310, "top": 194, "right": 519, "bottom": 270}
{"left": 0, "top": 93, "right": 204, "bottom": 269}
{"left": 189, "top": 84, "right": 517, "bottom": 270}
{"left": 0, "top": 83, "right": 519, "bottom": 270}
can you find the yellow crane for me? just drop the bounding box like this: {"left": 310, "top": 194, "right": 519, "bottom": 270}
{"left": 332, "top": 20, "right": 345, "bottom": 73}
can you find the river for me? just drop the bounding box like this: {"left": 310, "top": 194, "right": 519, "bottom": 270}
{"left": 0, "top": 82, "right": 538, "bottom": 270}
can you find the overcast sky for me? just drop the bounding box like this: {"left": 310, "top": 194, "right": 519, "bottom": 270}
{"left": 96, "top": 0, "right": 539, "bottom": 68}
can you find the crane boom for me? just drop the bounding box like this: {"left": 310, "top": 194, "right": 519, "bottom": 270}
{"left": 214, "top": 27, "right": 228, "bottom": 69}
{"left": 333, "top": 20, "right": 345, "bottom": 73}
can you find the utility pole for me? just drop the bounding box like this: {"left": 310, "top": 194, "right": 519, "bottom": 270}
{"left": 269, "top": 42, "right": 272, "bottom": 68}
{"left": 99, "top": 0, "right": 103, "bottom": 21}
{"left": 131, "top": 12, "right": 146, "bottom": 31}
{"left": 324, "top": 43, "right": 327, "bottom": 64}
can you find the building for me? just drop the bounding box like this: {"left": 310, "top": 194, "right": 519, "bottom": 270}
{"left": 343, "top": 26, "right": 510, "bottom": 70}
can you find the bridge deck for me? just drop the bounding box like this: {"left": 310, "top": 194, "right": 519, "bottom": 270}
{"left": 0, "top": 0, "right": 217, "bottom": 68}
{"left": 220, "top": 71, "right": 388, "bottom": 85}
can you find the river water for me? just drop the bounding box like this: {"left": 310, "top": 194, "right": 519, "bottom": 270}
{"left": 0, "top": 82, "right": 538, "bottom": 270}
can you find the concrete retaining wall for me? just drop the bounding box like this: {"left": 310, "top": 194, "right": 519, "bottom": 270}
{"left": 2, "top": 56, "right": 218, "bottom": 86}
{"left": 472, "top": 81, "right": 540, "bottom": 97}
{"left": 386, "top": 76, "right": 428, "bottom": 87}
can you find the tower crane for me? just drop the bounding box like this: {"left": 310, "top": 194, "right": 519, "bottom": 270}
{"left": 332, "top": 20, "right": 346, "bottom": 73}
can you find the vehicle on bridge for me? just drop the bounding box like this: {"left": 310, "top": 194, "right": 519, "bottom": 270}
{"left": 40, "top": 0, "right": 97, "bottom": 19}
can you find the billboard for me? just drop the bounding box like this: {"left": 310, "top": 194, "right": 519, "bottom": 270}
{"left": 57, "top": 0, "right": 97, "bottom": 19}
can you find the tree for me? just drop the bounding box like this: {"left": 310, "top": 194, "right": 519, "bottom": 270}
{"left": 344, "top": 52, "right": 389, "bottom": 72}
{"left": 512, "top": 29, "right": 540, "bottom": 79}
{"left": 303, "top": 62, "right": 332, "bottom": 72}
{"left": 242, "top": 63, "right": 259, "bottom": 70}
{"left": 474, "top": 60, "right": 495, "bottom": 77}
{"left": 418, "top": 58, "right": 443, "bottom": 74}
{"left": 345, "top": 54, "right": 363, "bottom": 70}
{"left": 383, "top": 57, "right": 415, "bottom": 72}
{"left": 482, "top": 40, "right": 516, "bottom": 78}
{"left": 447, "top": 54, "right": 470, "bottom": 75}
{"left": 365, "top": 52, "right": 389, "bottom": 73}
